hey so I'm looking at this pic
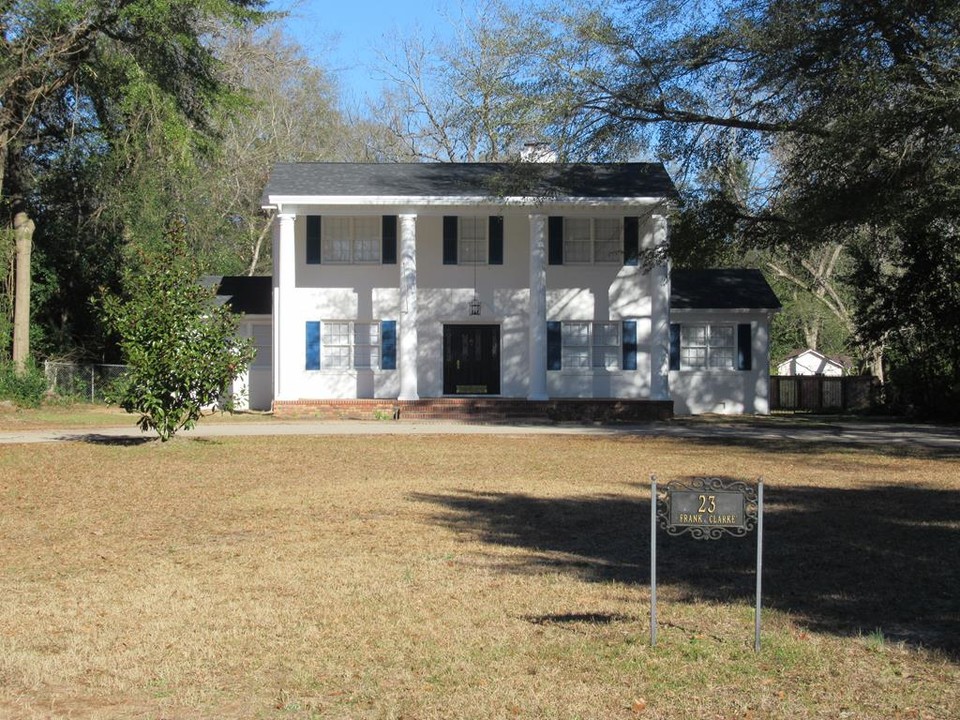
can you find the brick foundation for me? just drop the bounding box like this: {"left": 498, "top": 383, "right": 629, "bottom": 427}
{"left": 272, "top": 398, "right": 673, "bottom": 423}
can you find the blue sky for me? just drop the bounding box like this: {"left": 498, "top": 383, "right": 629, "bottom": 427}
{"left": 268, "top": 0, "right": 456, "bottom": 102}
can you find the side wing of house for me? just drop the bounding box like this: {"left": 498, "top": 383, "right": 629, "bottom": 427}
{"left": 669, "top": 269, "right": 782, "bottom": 415}
{"left": 209, "top": 275, "right": 273, "bottom": 411}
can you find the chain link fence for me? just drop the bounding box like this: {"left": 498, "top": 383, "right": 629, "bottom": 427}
{"left": 44, "top": 361, "right": 128, "bottom": 403}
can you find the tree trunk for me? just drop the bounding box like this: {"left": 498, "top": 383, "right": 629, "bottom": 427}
{"left": 12, "top": 211, "right": 34, "bottom": 373}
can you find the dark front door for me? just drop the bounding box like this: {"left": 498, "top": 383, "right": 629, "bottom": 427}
{"left": 443, "top": 325, "right": 500, "bottom": 395}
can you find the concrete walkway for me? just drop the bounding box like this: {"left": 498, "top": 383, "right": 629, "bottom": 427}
{"left": 0, "top": 417, "right": 957, "bottom": 452}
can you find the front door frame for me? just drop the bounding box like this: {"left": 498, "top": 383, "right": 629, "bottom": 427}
{"left": 442, "top": 323, "right": 501, "bottom": 396}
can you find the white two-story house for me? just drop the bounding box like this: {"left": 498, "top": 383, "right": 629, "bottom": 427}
{"left": 232, "top": 161, "right": 779, "bottom": 416}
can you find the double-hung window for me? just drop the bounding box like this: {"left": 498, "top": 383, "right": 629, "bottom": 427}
{"left": 306, "top": 320, "right": 397, "bottom": 371}
{"left": 563, "top": 218, "right": 622, "bottom": 264}
{"left": 458, "top": 217, "right": 487, "bottom": 264}
{"left": 322, "top": 217, "right": 381, "bottom": 264}
{"left": 443, "top": 216, "right": 503, "bottom": 265}
{"left": 555, "top": 321, "right": 627, "bottom": 371}
{"left": 321, "top": 321, "right": 381, "bottom": 369}
{"left": 670, "top": 322, "right": 752, "bottom": 372}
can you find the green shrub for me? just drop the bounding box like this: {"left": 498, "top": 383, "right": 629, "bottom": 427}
{"left": 0, "top": 361, "right": 47, "bottom": 408}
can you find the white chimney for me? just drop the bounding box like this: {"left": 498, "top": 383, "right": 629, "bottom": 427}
{"left": 520, "top": 141, "right": 558, "bottom": 163}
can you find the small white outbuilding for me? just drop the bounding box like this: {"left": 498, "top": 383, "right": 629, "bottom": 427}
{"left": 777, "top": 348, "right": 847, "bottom": 377}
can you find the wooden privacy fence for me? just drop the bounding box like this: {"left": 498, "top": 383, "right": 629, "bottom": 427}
{"left": 769, "top": 375, "right": 877, "bottom": 412}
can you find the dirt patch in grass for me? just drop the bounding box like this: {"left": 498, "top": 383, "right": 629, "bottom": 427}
{"left": 0, "top": 434, "right": 957, "bottom": 719}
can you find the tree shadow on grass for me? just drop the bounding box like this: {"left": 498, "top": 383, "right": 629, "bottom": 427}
{"left": 67, "top": 433, "right": 156, "bottom": 446}
{"left": 622, "top": 431, "right": 960, "bottom": 460}
{"left": 70, "top": 434, "right": 223, "bottom": 446}
{"left": 411, "top": 480, "right": 960, "bottom": 657}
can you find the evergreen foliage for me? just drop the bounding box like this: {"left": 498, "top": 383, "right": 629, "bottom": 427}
{"left": 101, "top": 221, "right": 255, "bottom": 441}
{"left": 0, "top": 360, "right": 46, "bottom": 407}
{"left": 556, "top": 0, "right": 960, "bottom": 413}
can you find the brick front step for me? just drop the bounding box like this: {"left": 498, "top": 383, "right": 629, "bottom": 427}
{"left": 273, "top": 398, "right": 673, "bottom": 423}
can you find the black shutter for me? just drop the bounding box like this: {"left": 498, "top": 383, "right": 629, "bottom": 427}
{"left": 669, "top": 323, "right": 681, "bottom": 371}
{"left": 443, "top": 216, "right": 458, "bottom": 265}
{"left": 623, "top": 216, "right": 639, "bottom": 266}
{"left": 548, "top": 216, "right": 564, "bottom": 265}
{"left": 488, "top": 216, "right": 503, "bottom": 265}
{"left": 306, "top": 216, "right": 322, "bottom": 264}
{"left": 737, "top": 323, "right": 753, "bottom": 371}
{"left": 547, "top": 321, "right": 562, "bottom": 370}
{"left": 381, "top": 216, "right": 397, "bottom": 265}
{"left": 622, "top": 320, "right": 638, "bottom": 370}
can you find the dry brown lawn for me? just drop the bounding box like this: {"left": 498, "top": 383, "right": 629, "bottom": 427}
{"left": 0, "top": 431, "right": 957, "bottom": 719}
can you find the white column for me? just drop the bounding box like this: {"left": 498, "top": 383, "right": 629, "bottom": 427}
{"left": 274, "top": 213, "right": 296, "bottom": 402}
{"left": 398, "top": 214, "right": 419, "bottom": 401}
{"left": 650, "top": 214, "right": 671, "bottom": 401}
{"left": 528, "top": 213, "right": 548, "bottom": 400}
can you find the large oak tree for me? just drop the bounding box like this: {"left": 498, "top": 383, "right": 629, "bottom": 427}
{"left": 554, "top": 0, "right": 959, "bottom": 413}
{"left": 0, "top": 0, "right": 267, "bottom": 365}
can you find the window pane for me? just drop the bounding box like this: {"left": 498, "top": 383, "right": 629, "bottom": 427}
{"left": 709, "top": 348, "right": 734, "bottom": 369}
{"left": 593, "top": 322, "right": 620, "bottom": 346}
{"left": 563, "top": 348, "right": 591, "bottom": 369}
{"left": 564, "top": 218, "right": 592, "bottom": 263}
{"left": 353, "top": 238, "right": 380, "bottom": 263}
{"left": 593, "top": 346, "right": 620, "bottom": 369}
{"left": 682, "top": 325, "right": 707, "bottom": 345}
{"left": 321, "top": 218, "right": 351, "bottom": 263}
{"left": 562, "top": 322, "right": 590, "bottom": 346}
{"left": 322, "top": 322, "right": 350, "bottom": 345}
{"left": 681, "top": 347, "right": 707, "bottom": 369}
{"left": 353, "top": 217, "right": 381, "bottom": 263}
{"left": 594, "top": 219, "right": 621, "bottom": 263}
{"left": 459, "top": 217, "right": 486, "bottom": 264}
{"left": 709, "top": 325, "right": 734, "bottom": 347}
{"left": 322, "top": 346, "right": 350, "bottom": 369}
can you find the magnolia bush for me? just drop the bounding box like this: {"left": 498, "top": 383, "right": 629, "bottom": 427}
{"left": 103, "top": 224, "right": 255, "bottom": 441}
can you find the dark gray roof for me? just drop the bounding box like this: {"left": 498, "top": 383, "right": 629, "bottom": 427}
{"left": 263, "top": 162, "right": 678, "bottom": 202}
{"left": 670, "top": 269, "right": 781, "bottom": 310}
{"left": 205, "top": 276, "right": 272, "bottom": 315}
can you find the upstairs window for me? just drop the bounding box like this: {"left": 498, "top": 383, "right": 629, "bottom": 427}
{"left": 443, "top": 216, "right": 503, "bottom": 265}
{"left": 458, "top": 217, "right": 487, "bottom": 264}
{"left": 322, "top": 217, "right": 381, "bottom": 264}
{"left": 306, "top": 216, "right": 397, "bottom": 265}
{"left": 550, "top": 216, "right": 638, "bottom": 265}
{"left": 563, "top": 218, "right": 621, "bottom": 264}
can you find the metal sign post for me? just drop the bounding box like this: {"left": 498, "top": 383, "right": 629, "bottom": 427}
{"left": 755, "top": 479, "right": 764, "bottom": 652}
{"left": 649, "top": 476, "right": 764, "bottom": 651}
{"left": 650, "top": 477, "right": 658, "bottom": 646}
